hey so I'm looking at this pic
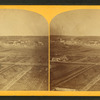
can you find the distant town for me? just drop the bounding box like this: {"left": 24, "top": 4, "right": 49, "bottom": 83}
{"left": 51, "top": 37, "right": 100, "bottom": 47}
{"left": 0, "top": 39, "right": 44, "bottom": 48}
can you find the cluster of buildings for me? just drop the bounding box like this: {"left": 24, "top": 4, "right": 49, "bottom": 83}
{"left": 59, "top": 38, "right": 100, "bottom": 47}
{"left": 0, "top": 40, "right": 44, "bottom": 48}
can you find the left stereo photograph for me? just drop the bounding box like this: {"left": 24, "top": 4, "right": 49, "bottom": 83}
{"left": 0, "top": 9, "right": 48, "bottom": 91}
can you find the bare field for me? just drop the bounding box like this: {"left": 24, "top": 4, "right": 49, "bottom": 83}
{"left": 50, "top": 36, "right": 100, "bottom": 91}
{"left": 0, "top": 36, "right": 48, "bottom": 91}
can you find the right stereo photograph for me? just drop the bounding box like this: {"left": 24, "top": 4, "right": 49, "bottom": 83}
{"left": 50, "top": 9, "right": 100, "bottom": 91}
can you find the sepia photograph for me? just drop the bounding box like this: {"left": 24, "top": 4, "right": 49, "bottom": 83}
{"left": 50, "top": 9, "right": 100, "bottom": 91}
{"left": 0, "top": 9, "right": 48, "bottom": 91}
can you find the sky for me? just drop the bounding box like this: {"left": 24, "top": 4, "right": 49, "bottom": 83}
{"left": 51, "top": 9, "right": 100, "bottom": 36}
{"left": 0, "top": 9, "right": 48, "bottom": 36}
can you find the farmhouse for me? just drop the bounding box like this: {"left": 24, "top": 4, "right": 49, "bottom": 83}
{"left": 51, "top": 55, "right": 68, "bottom": 62}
